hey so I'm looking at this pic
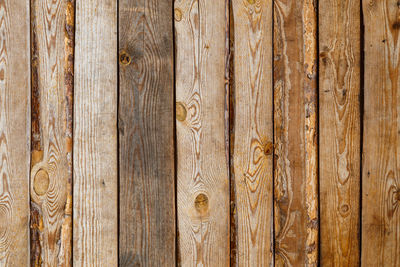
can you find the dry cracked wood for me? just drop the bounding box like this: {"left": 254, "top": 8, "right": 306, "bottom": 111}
{"left": 175, "top": 0, "right": 230, "bottom": 265}
{"left": 0, "top": 0, "right": 30, "bottom": 266}
{"left": 73, "top": 0, "right": 118, "bottom": 265}
{"left": 118, "top": 0, "right": 175, "bottom": 266}
{"left": 273, "top": 0, "right": 318, "bottom": 266}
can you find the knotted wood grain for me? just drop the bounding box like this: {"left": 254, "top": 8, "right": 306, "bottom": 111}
{"left": 0, "top": 0, "right": 30, "bottom": 266}
{"left": 319, "top": 0, "right": 361, "bottom": 266}
{"left": 118, "top": 0, "right": 175, "bottom": 266}
{"left": 231, "top": 0, "right": 274, "bottom": 265}
{"left": 30, "top": 0, "right": 73, "bottom": 265}
{"left": 273, "top": 0, "right": 318, "bottom": 265}
{"left": 362, "top": 0, "right": 400, "bottom": 265}
{"left": 175, "top": 0, "right": 230, "bottom": 265}
{"left": 73, "top": 0, "right": 118, "bottom": 265}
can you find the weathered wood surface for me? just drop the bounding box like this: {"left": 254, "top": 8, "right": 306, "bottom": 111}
{"left": 175, "top": 0, "right": 230, "bottom": 265}
{"left": 30, "top": 0, "right": 73, "bottom": 265}
{"left": 118, "top": 0, "right": 175, "bottom": 266}
{"left": 362, "top": 0, "right": 400, "bottom": 265}
{"left": 319, "top": 0, "right": 361, "bottom": 266}
{"left": 73, "top": 0, "right": 118, "bottom": 266}
{"left": 231, "top": 0, "right": 274, "bottom": 266}
{"left": 273, "top": 0, "right": 318, "bottom": 265}
{"left": 0, "top": 0, "right": 30, "bottom": 266}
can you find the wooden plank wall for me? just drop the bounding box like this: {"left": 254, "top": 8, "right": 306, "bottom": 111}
{"left": 1, "top": 0, "right": 400, "bottom": 266}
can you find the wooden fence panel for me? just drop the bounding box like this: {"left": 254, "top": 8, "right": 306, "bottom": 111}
{"left": 118, "top": 0, "right": 175, "bottom": 266}
{"left": 73, "top": 0, "right": 118, "bottom": 265}
{"left": 0, "top": 1, "right": 30, "bottom": 266}
{"left": 319, "top": 0, "right": 361, "bottom": 266}
{"left": 231, "top": 0, "right": 274, "bottom": 266}
{"left": 362, "top": 0, "right": 400, "bottom": 265}
{"left": 174, "top": 0, "right": 230, "bottom": 265}
{"left": 30, "top": 0, "right": 73, "bottom": 265}
{"left": 273, "top": 0, "right": 318, "bottom": 266}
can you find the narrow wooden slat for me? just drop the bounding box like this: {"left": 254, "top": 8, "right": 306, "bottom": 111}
{"left": 231, "top": 0, "right": 274, "bottom": 265}
{"left": 362, "top": 0, "right": 400, "bottom": 265}
{"left": 73, "top": 0, "right": 118, "bottom": 265}
{"left": 273, "top": 0, "right": 318, "bottom": 265}
{"left": 0, "top": 0, "right": 30, "bottom": 266}
{"left": 30, "top": 0, "right": 73, "bottom": 265}
{"left": 319, "top": 0, "right": 361, "bottom": 266}
{"left": 118, "top": 0, "right": 175, "bottom": 266}
{"left": 175, "top": 0, "right": 230, "bottom": 265}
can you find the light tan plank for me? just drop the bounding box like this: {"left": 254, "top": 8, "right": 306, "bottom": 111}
{"left": 362, "top": 0, "right": 400, "bottom": 265}
{"left": 175, "top": 0, "right": 230, "bottom": 265}
{"left": 73, "top": 0, "right": 118, "bottom": 266}
{"left": 0, "top": 0, "right": 30, "bottom": 266}
{"left": 231, "top": 0, "right": 273, "bottom": 266}
{"left": 30, "top": 0, "right": 73, "bottom": 265}
{"left": 273, "top": 0, "right": 318, "bottom": 266}
{"left": 118, "top": 0, "right": 175, "bottom": 265}
{"left": 319, "top": 0, "right": 361, "bottom": 266}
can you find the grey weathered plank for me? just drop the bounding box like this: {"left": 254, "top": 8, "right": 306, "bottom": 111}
{"left": 73, "top": 0, "right": 118, "bottom": 265}
{"left": 118, "top": 0, "right": 175, "bottom": 266}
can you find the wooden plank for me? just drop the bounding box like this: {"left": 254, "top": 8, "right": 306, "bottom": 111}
{"left": 73, "top": 0, "right": 118, "bottom": 265}
{"left": 362, "top": 0, "right": 400, "bottom": 265}
{"left": 174, "top": 0, "right": 230, "bottom": 265}
{"left": 231, "top": 0, "right": 273, "bottom": 266}
{"left": 30, "top": 0, "right": 73, "bottom": 265}
{"left": 118, "top": 0, "right": 175, "bottom": 266}
{"left": 319, "top": 0, "right": 361, "bottom": 266}
{"left": 0, "top": 0, "right": 30, "bottom": 266}
{"left": 273, "top": 0, "right": 318, "bottom": 265}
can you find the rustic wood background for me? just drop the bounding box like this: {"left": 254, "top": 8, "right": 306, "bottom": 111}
{"left": 0, "top": 0, "right": 399, "bottom": 266}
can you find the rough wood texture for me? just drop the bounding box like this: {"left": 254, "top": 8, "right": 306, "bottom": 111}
{"left": 273, "top": 0, "right": 318, "bottom": 266}
{"left": 118, "top": 0, "right": 175, "bottom": 266}
{"left": 362, "top": 0, "right": 400, "bottom": 265}
{"left": 73, "top": 0, "right": 118, "bottom": 265}
{"left": 175, "top": 0, "right": 230, "bottom": 265}
{"left": 231, "top": 0, "right": 274, "bottom": 266}
{"left": 30, "top": 0, "right": 73, "bottom": 265}
{"left": 0, "top": 0, "right": 30, "bottom": 266}
{"left": 319, "top": 1, "right": 360, "bottom": 266}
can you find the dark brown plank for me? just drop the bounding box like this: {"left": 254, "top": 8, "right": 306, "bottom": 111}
{"left": 118, "top": 0, "right": 175, "bottom": 266}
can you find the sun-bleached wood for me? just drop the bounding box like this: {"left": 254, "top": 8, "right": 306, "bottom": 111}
{"left": 362, "top": 0, "right": 400, "bottom": 265}
{"left": 0, "top": 0, "right": 30, "bottom": 266}
{"left": 73, "top": 0, "right": 118, "bottom": 266}
{"left": 319, "top": 0, "right": 361, "bottom": 266}
{"left": 118, "top": 0, "right": 175, "bottom": 266}
{"left": 231, "top": 0, "right": 274, "bottom": 266}
{"left": 30, "top": 0, "right": 73, "bottom": 265}
{"left": 273, "top": 0, "right": 318, "bottom": 266}
{"left": 175, "top": 0, "right": 230, "bottom": 265}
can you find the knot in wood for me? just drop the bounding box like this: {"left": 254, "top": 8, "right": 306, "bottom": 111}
{"left": 174, "top": 8, "right": 182, "bottom": 22}
{"left": 264, "top": 142, "right": 273, "bottom": 155}
{"left": 176, "top": 102, "right": 187, "bottom": 122}
{"left": 194, "top": 193, "right": 208, "bottom": 215}
{"left": 119, "top": 51, "right": 131, "bottom": 66}
{"left": 33, "top": 169, "right": 49, "bottom": 196}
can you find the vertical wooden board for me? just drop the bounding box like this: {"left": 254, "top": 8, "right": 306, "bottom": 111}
{"left": 175, "top": 0, "right": 230, "bottom": 265}
{"left": 73, "top": 0, "right": 117, "bottom": 266}
{"left": 231, "top": 0, "right": 273, "bottom": 266}
{"left": 319, "top": 0, "right": 361, "bottom": 266}
{"left": 0, "top": 0, "right": 30, "bottom": 266}
{"left": 30, "top": 0, "right": 73, "bottom": 265}
{"left": 362, "top": 0, "right": 400, "bottom": 265}
{"left": 273, "top": 0, "right": 318, "bottom": 266}
{"left": 118, "top": 0, "right": 175, "bottom": 266}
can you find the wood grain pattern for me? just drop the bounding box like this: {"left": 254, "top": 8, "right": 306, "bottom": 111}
{"left": 231, "top": 0, "right": 273, "bottom": 266}
{"left": 73, "top": 0, "right": 118, "bottom": 266}
{"left": 30, "top": 0, "right": 72, "bottom": 265}
{"left": 118, "top": 0, "right": 175, "bottom": 266}
{"left": 0, "top": 0, "right": 30, "bottom": 266}
{"left": 319, "top": 0, "right": 360, "bottom": 266}
{"left": 273, "top": 0, "right": 318, "bottom": 265}
{"left": 175, "top": 0, "right": 230, "bottom": 265}
{"left": 362, "top": 0, "right": 400, "bottom": 265}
